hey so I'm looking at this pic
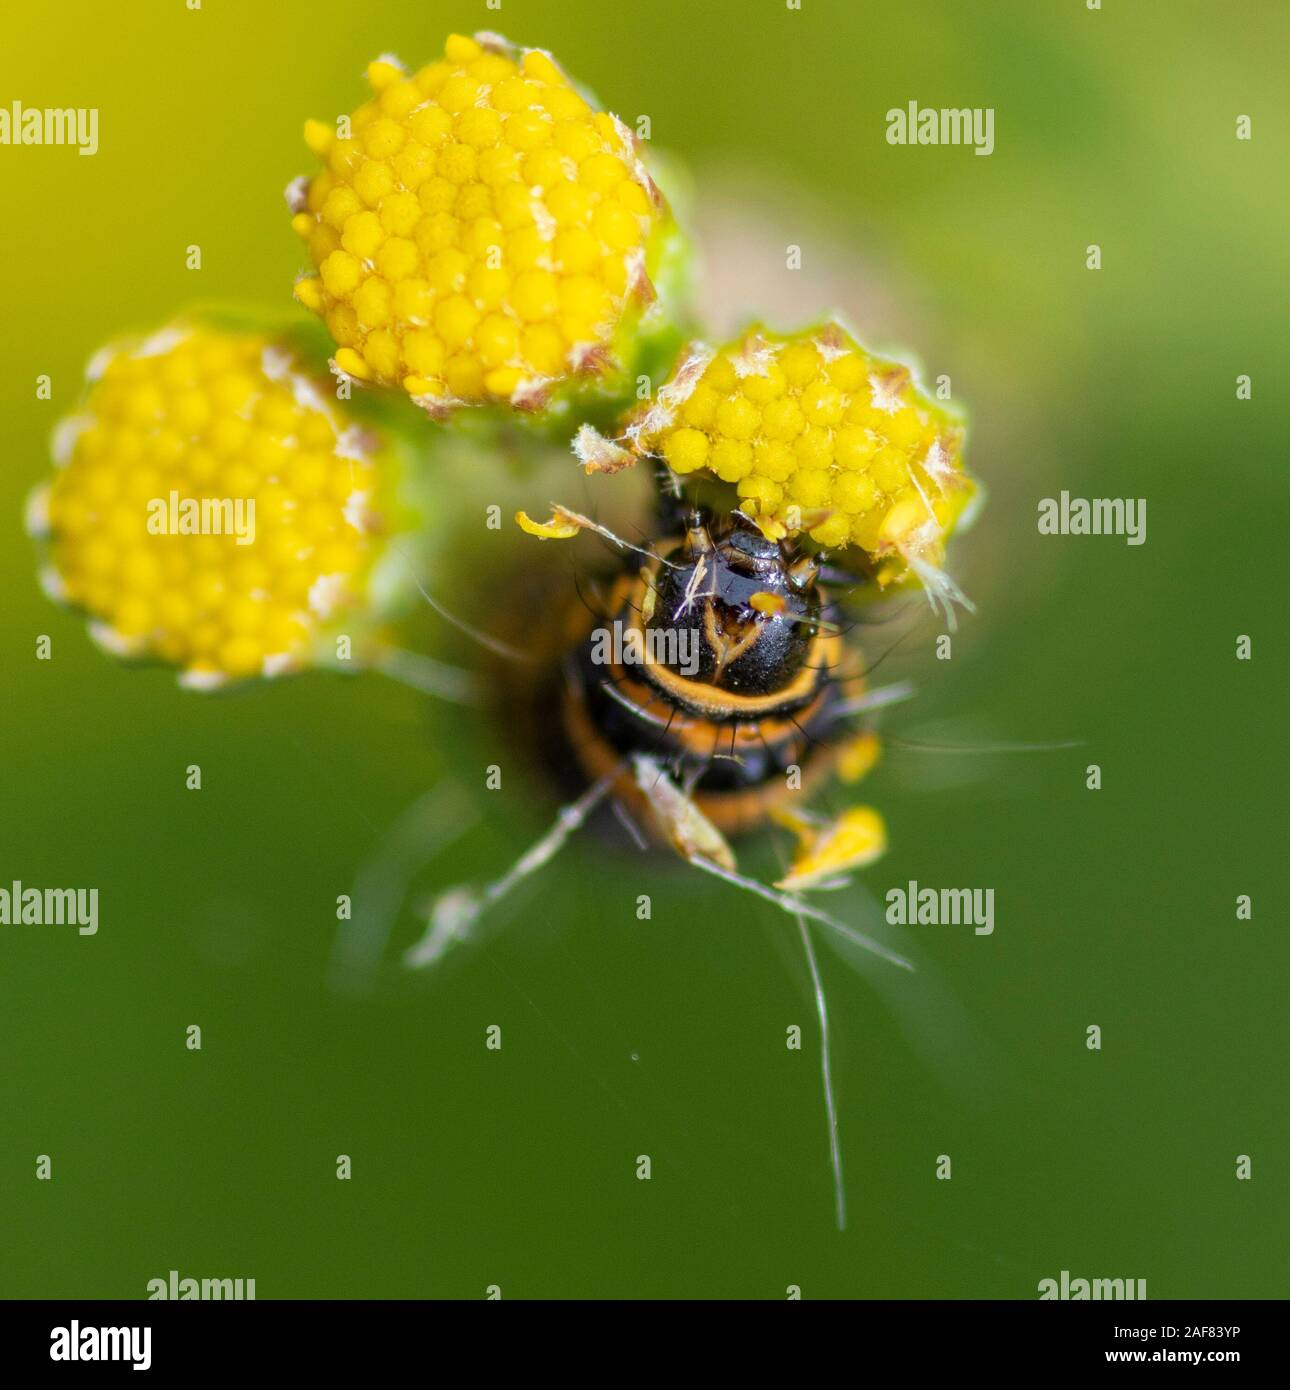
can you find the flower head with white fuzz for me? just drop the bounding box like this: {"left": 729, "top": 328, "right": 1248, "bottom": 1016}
{"left": 627, "top": 321, "right": 976, "bottom": 591}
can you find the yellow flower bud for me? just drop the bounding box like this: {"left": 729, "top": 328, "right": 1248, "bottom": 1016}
{"left": 627, "top": 322, "right": 976, "bottom": 582}
{"left": 292, "top": 32, "right": 672, "bottom": 413}
{"left": 32, "top": 323, "right": 399, "bottom": 688}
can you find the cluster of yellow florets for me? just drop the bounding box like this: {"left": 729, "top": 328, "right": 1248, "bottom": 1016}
{"left": 630, "top": 324, "right": 974, "bottom": 569}
{"left": 33, "top": 324, "right": 390, "bottom": 686}
{"left": 291, "top": 32, "right": 666, "bottom": 411}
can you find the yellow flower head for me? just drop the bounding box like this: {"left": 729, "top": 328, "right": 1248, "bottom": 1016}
{"left": 31, "top": 322, "right": 395, "bottom": 687}
{"left": 627, "top": 322, "right": 976, "bottom": 585}
{"left": 291, "top": 32, "right": 671, "bottom": 414}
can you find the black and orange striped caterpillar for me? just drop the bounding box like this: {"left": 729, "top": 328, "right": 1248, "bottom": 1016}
{"left": 556, "top": 506, "right": 868, "bottom": 843}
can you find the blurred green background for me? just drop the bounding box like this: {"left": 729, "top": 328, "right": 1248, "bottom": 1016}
{"left": 1, "top": 0, "right": 1285, "bottom": 1299}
